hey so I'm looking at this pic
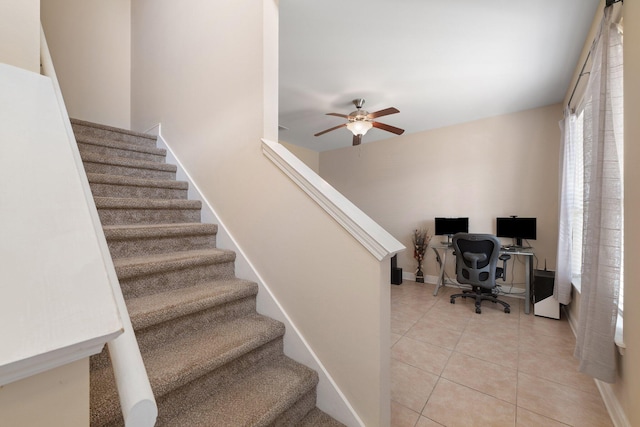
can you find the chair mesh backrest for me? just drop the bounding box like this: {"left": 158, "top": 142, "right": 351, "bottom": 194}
{"left": 452, "top": 233, "right": 500, "bottom": 290}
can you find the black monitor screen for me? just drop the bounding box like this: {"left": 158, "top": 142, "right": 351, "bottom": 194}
{"left": 496, "top": 217, "right": 537, "bottom": 245}
{"left": 434, "top": 217, "right": 469, "bottom": 236}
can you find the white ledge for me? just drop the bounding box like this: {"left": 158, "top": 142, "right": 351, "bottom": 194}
{"left": 1, "top": 332, "right": 121, "bottom": 386}
{"left": 262, "top": 139, "right": 405, "bottom": 261}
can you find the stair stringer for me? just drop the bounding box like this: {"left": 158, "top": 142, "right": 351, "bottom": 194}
{"left": 146, "top": 123, "right": 363, "bottom": 427}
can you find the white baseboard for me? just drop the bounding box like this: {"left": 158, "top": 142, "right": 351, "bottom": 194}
{"left": 595, "top": 379, "right": 631, "bottom": 427}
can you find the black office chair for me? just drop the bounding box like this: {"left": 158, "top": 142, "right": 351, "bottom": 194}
{"left": 450, "top": 233, "right": 511, "bottom": 314}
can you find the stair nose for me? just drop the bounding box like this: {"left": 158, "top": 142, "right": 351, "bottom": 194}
{"left": 95, "top": 197, "right": 202, "bottom": 225}
{"left": 114, "top": 249, "right": 236, "bottom": 298}
{"left": 104, "top": 223, "right": 217, "bottom": 258}
{"left": 71, "top": 118, "right": 158, "bottom": 147}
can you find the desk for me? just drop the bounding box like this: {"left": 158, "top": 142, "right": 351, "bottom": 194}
{"left": 429, "top": 242, "right": 535, "bottom": 314}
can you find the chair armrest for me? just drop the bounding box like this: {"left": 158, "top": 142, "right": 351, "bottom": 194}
{"left": 498, "top": 254, "right": 511, "bottom": 280}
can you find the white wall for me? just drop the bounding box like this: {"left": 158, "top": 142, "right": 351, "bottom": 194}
{"left": 320, "top": 104, "right": 562, "bottom": 289}
{"left": 130, "top": 1, "right": 389, "bottom": 425}
{"left": 41, "top": 0, "right": 131, "bottom": 129}
{"left": 0, "top": 0, "right": 39, "bottom": 72}
{"left": 280, "top": 140, "right": 320, "bottom": 173}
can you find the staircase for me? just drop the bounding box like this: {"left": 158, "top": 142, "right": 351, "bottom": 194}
{"left": 73, "top": 119, "right": 345, "bottom": 427}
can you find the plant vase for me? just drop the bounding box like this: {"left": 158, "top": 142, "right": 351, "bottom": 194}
{"left": 415, "top": 263, "right": 425, "bottom": 283}
{"left": 412, "top": 228, "right": 431, "bottom": 285}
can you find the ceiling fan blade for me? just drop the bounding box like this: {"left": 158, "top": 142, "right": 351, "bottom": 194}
{"left": 326, "top": 113, "right": 349, "bottom": 118}
{"left": 372, "top": 121, "right": 405, "bottom": 135}
{"left": 314, "top": 123, "right": 347, "bottom": 137}
{"left": 353, "top": 134, "right": 363, "bottom": 146}
{"left": 367, "top": 107, "right": 399, "bottom": 119}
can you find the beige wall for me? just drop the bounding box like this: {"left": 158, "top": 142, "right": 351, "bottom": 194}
{"left": 0, "top": 0, "right": 39, "bottom": 72}
{"left": 280, "top": 140, "right": 320, "bottom": 173}
{"left": 130, "top": 1, "right": 389, "bottom": 425}
{"left": 0, "top": 359, "right": 88, "bottom": 427}
{"left": 41, "top": 0, "right": 131, "bottom": 128}
{"left": 321, "top": 104, "right": 562, "bottom": 288}
{"left": 622, "top": 2, "right": 640, "bottom": 425}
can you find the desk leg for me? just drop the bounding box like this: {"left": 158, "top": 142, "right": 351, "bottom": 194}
{"left": 432, "top": 247, "right": 447, "bottom": 296}
{"left": 524, "top": 256, "right": 531, "bottom": 314}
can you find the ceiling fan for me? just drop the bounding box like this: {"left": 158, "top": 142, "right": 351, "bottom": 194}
{"left": 314, "top": 98, "right": 405, "bottom": 146}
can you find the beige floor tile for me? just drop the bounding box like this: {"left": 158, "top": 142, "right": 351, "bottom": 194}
{"left": 518, "top": 350, "right": 599, "bottom": 395}
{"left": 517, "top": 372, "right": 613, "bottom": 427}
{"left": 415, "top": 416, "right": 444, "bottom": 426}
{"left": 519, "top": 314, "right": 574, "bottom": 339}
{"left": 391, "top": 401, "right": 421, "bottom": 427}
{"left": 391, "top": 359, "right": 439, "bottom": 413}
{"left": 465, "top": 318, "right": 520, "bottom": 342}
{"left": 391, "top": 333, "right": 403, "bottom": 347}
{"left": 393, "top": 299, "right": 431, "bottom": 318}
{"left": 392, "top": 337, "right": 452, "bottom": 376}
{"left": 515, "top": 407, "right": 570, "bottom": 427}
{"left": 423, "top": 378, "right": 516, "bottom": 427}
{"left": 519, "top": 331, "right": 575, "bottom": 358}
{"left": 441, "top": 351, "right": 517, "bottom": 404}
{"left": 455, "top": 329, "right": 519, "bottom": 370}
{"left": 418, "top": 305, "right": 472, "bottom": 333}
{"left": 405, "top": 319, "right": 463, "bottom": 350}
{"left": 389, "top": 283, "right": 612, "bottom": 427}
{"left": 392, "top": 316, "right": 418, "bottom": 335}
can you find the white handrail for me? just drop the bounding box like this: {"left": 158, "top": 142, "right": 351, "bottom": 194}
{"left": 40, "top": 24, "right": 157, "bottom": 426}
{"left": 261, "top": 138, "right": 405, "bottom": 261}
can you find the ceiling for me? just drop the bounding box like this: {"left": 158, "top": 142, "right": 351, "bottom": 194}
{"left": 278, "top": 0, "right": 600, "bottom": 152}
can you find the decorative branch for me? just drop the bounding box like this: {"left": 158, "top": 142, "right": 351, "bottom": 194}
{"left": 412, "top": 228, "right": 431, "bottom": 263}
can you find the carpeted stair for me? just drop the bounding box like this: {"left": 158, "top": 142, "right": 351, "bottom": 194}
{"left": 72, "top": 119, "right": 345, "bottom": 427}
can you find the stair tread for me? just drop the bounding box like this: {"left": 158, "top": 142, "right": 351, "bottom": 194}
{"left": 298, "top": 408, "right": 347, "bottom": 427}
{"left": 143, "top": 314, "right": 286, "bottom": 395}
{"left": 91, "top": 314, "right": 287, "bottom": 414}
{"left": 162, "top": 355, "right": 317, "bottom": 427}
{"left": 87, "top": 173, "right": 188, "bottom": 189}
{"left": 77, "top": 134, "right": 166, "bottom": 156}
{"left": 127, "top": 279, "right": 258, "bottom": 330}
{"left": 114, "top": 248, "right": 235, "bottom": 279}
{"left": 104, "top": 222, "right": 217, "bottom": 240}
{"left": 71, "top": 118, "right": 157, "bottom": 141}
{"left": 81, "top": 151, "right": 176, "bottom": 172}
{"left": 95, "top": 197, "right": 201, "bottom": 209}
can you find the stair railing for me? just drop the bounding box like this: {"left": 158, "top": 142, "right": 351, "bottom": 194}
{"left": 40, "top": 24, "right": 158, "bottom": 427}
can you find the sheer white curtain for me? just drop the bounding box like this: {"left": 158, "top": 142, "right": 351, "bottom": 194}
{"left": 555, "top": 110, "right": 578, "bottom": 305}
{"left": 574, "top": 3, "right": 624, "bottom": 384}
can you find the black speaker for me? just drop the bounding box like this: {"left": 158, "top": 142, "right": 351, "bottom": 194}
{"left": 390, "top": 255, "right": 403, "bottom": 285}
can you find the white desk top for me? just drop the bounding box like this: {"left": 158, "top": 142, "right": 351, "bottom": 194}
{"left": 429, "top": 241, "right": 534, "bottom": 256}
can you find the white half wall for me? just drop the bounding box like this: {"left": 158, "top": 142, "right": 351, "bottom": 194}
{"left": 130, "top": 1, "right": 392, "bottom": 425}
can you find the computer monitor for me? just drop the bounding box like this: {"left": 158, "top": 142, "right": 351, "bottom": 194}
{"left": 435, "top": 217, "right": 469, "bottom": 245}
{"left": 496, "top": 217, "right": 536, "bottom": 247}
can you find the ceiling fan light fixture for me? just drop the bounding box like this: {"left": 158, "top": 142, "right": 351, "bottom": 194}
{"left": 347, "top": 120, "right": 373, "bottom": 136}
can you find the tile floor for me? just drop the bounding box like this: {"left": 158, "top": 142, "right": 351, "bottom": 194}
{"left": 390, "top": 280, "right": 613, "bottom": 427}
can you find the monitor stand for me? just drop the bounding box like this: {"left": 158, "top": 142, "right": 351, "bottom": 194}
{"left": 441, "top": 234, "right": 453, "bottom": 246}
{"left": 511, "top": 237, "right": 532, "bottom": 249}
